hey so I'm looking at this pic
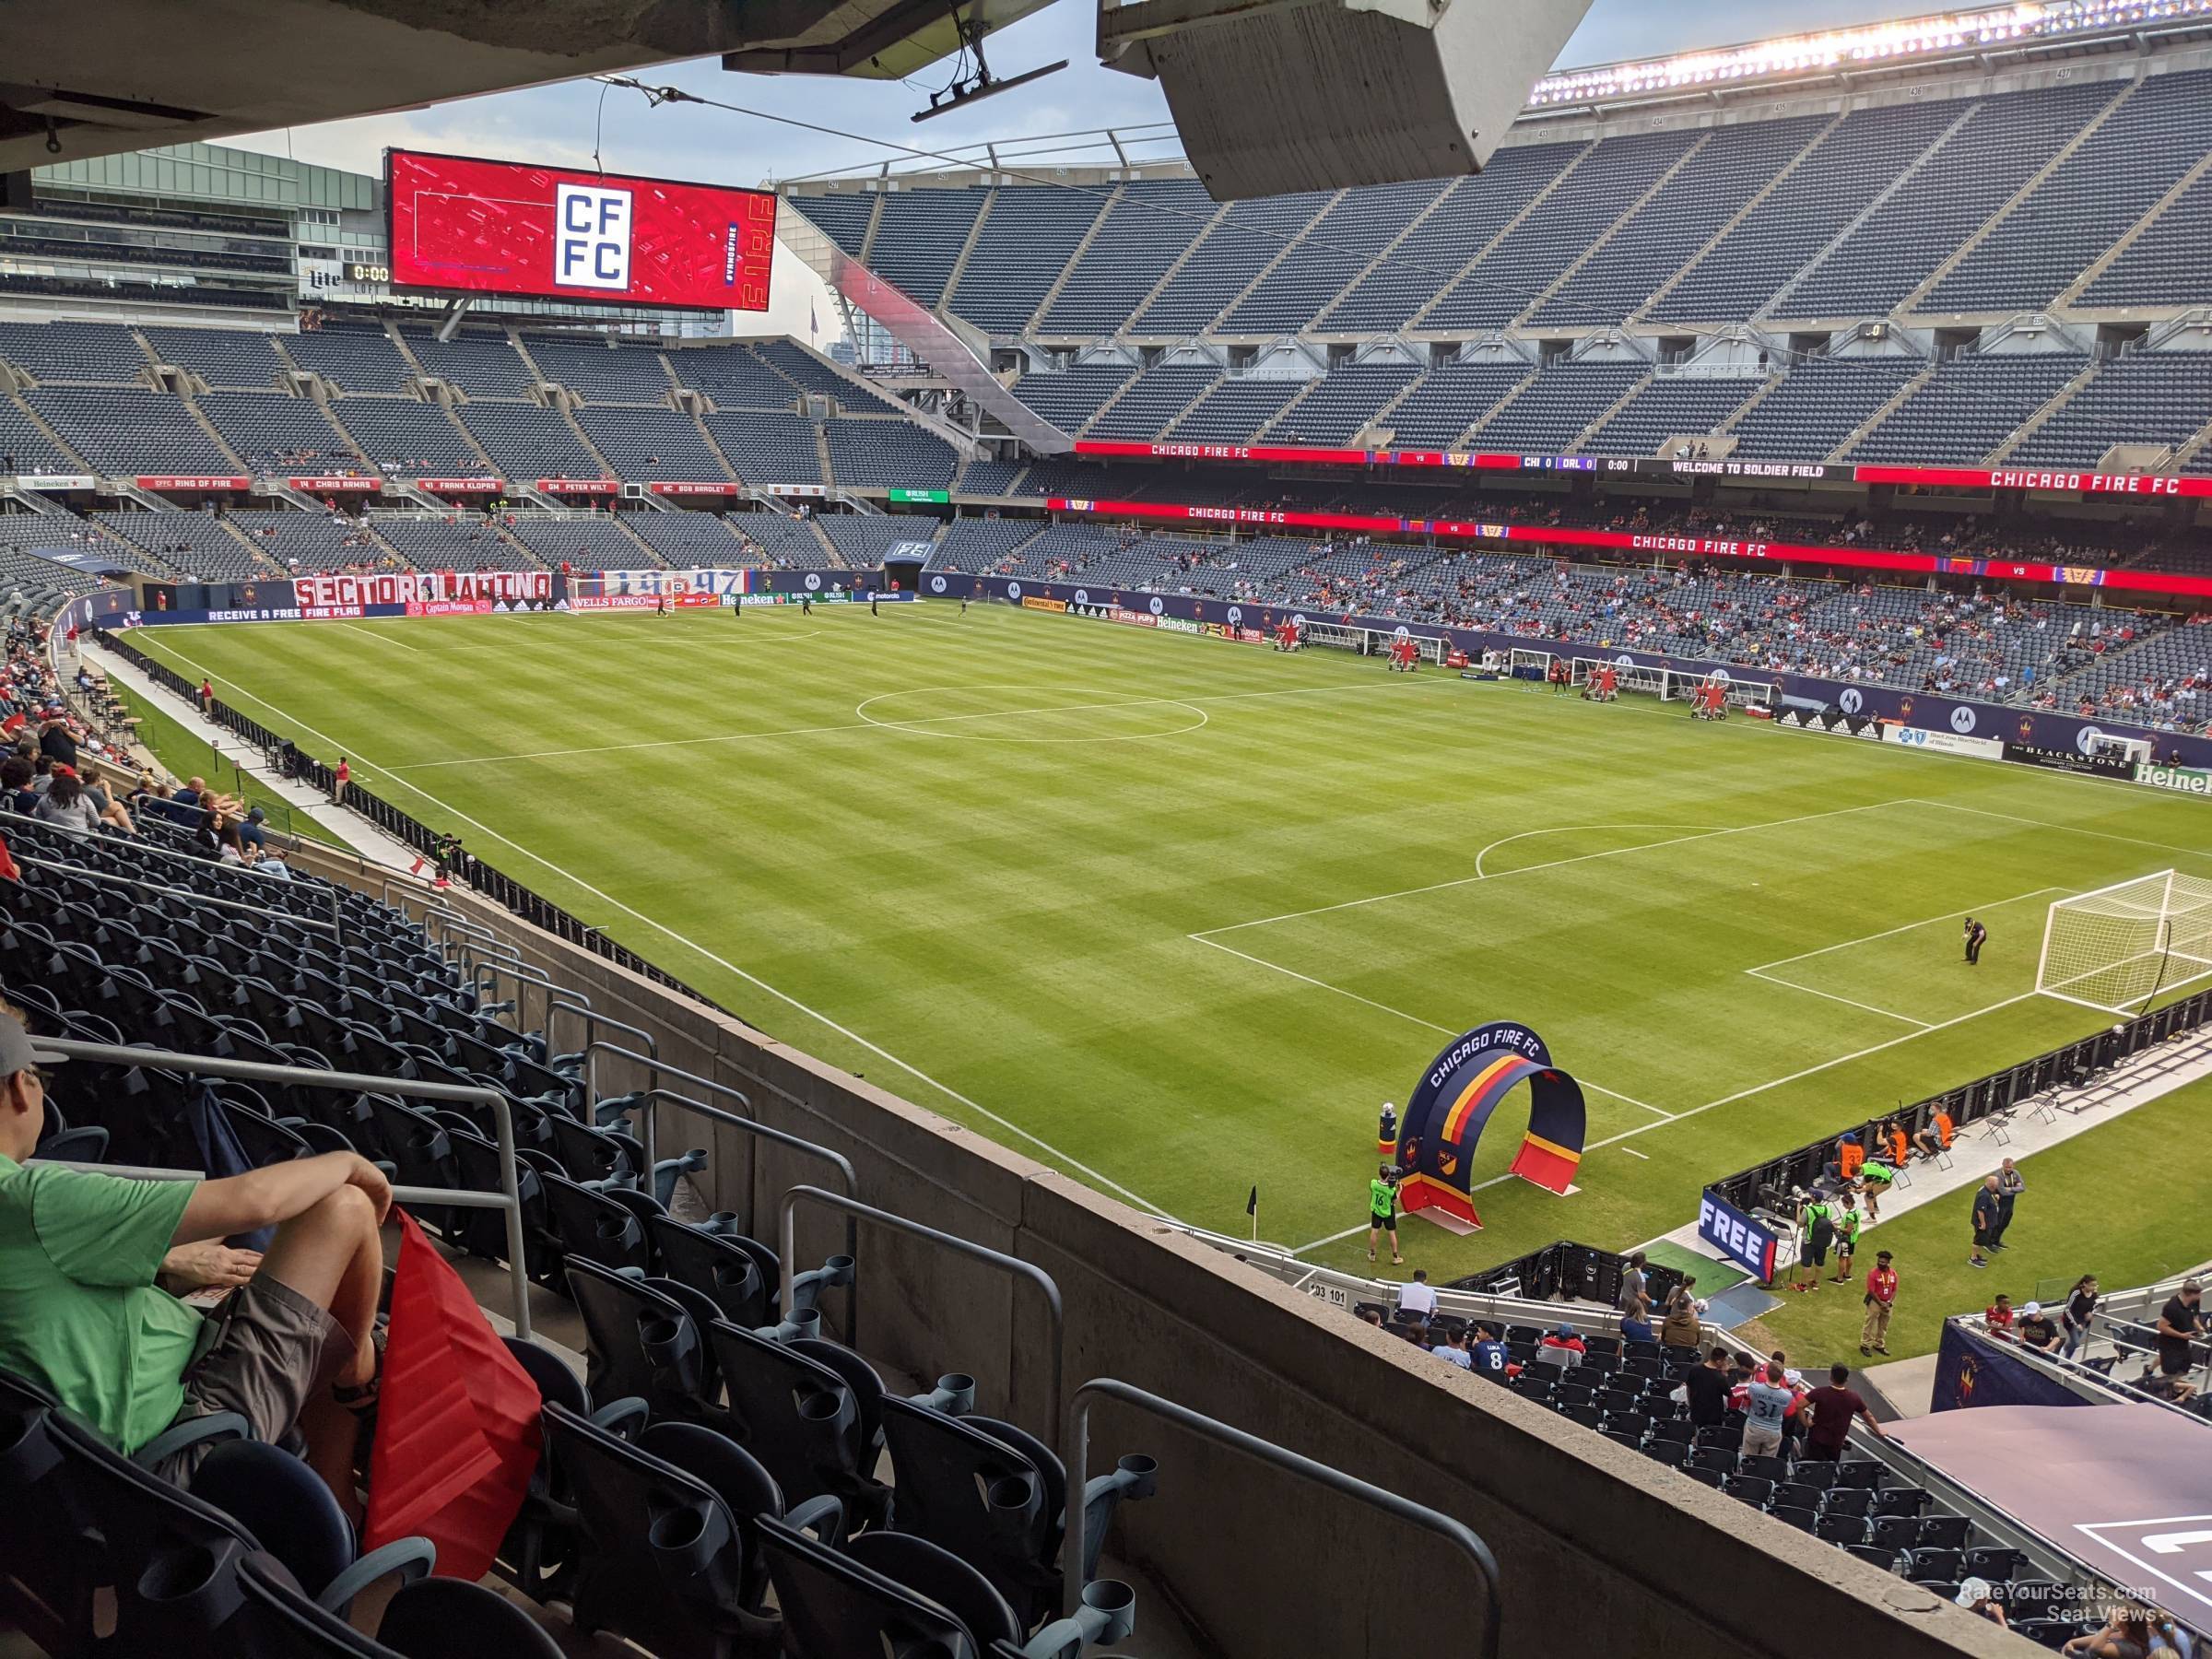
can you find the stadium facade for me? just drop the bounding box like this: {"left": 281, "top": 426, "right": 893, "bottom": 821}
{"left": 9, "top": 141, "right": 716, "bottom": 335}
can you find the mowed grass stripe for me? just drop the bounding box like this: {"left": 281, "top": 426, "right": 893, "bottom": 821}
{"left": 126, "top": 606, "right": 2212, "bottom": 1283}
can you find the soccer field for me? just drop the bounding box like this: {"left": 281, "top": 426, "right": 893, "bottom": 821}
{"left": 123, "top": 601, "right": 2212, "bottom": 1280}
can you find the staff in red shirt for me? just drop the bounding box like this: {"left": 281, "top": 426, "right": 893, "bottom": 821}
{"left": 1860, "top": 1250, "right": 1899, "bottom": 1357}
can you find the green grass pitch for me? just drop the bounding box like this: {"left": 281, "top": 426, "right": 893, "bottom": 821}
{"left": 124, "top": 601, "right": 2212, "bottom": 1351}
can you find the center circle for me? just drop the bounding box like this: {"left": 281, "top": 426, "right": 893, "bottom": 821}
{"left": 853, "top": 684, "right": 1208, "bottom": 743}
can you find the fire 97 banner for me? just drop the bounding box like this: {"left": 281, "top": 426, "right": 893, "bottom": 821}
{"left": 387, "top": 149, "right": 776, "bottom": 312}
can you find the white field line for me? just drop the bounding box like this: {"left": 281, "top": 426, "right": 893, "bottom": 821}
{"left": 1908, "top": 798, "right": 2212, "bottom": 867}
{"left": 1747, "top": 887, "right": 2071, "bottom": 972}
{"left": 128, "top": 632, "right": 1174, "bottom": 1219}
{"left": 1741, "top": 969, "right": 1933, "bottom": 1030}
{"left": 391, "top": 677, "right": 1439, "bottom": 771}
{"left": 1619, "top": 1147, "right": 1650, "bottom": 1160}
{"left": 1189, "top": 935, "right": 1673, "bottom": 1117}
{"left": 1194, "top": 801, "right": 1909, "bottom": 938}
{"left": 336, "top": 623, "right": 422, "bottom": 653}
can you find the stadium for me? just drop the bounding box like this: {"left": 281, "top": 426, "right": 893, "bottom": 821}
{"left": 2, "top": 1, "right": 2210, "bottom": 1656}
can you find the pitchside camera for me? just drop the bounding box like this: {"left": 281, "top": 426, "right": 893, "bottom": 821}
{"left": 1098, "top": 0, "right": 1593, "bottom": 199}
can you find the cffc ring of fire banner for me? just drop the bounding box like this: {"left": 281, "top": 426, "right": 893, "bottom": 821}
{"left": 1394, "top": 1021, "right": 1588, "bottom": 1231}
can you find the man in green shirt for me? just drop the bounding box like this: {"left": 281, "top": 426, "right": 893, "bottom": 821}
{"left": 1367, "top": 1164, "right": 1404, "bottom": 1266}
{"left": 0, "top": 1014, "right": 390, "bottom": 1504}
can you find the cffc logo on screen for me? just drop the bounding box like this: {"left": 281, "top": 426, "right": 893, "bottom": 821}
{"left": 557, "top": 185, "right": 632, "bottom": 290}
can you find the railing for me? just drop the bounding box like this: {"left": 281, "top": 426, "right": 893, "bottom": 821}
{"left": 92, "top": 627, "right": 735, "bottom": 1018}
{"left": 37, "top": 1037, "right": 535, "bottom": 1339}
{"left": 1707, "top": 985, "right": 2212, "bottom": 1217}
{"left": 1064, "top": 1379, "right": 1504, "bottom": 1657}
{"left": 777, "top": 1182, "right": 1065, "bottom": 1481}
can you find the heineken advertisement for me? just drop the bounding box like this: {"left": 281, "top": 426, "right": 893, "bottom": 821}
{"left": 888, "top": 488, "right": 951, "bottom": 504}
{"left": 2135, "top": 761, "right": 2212, "bottom": 796}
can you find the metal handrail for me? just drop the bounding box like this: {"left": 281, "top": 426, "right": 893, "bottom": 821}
{"left": 559, "top": 1015, "right": 659, "bottom": 1100}
{"left": 582, "top": 1044, "right": 751, "bottom": 1171}
{"left": 40, "top": 1036, "right": 535, "bottom": 1340}
{"left": 777, "top": 1182, "right": 1065, "bottom": 1479}
{"left": 1065, "top": 1379, "right": 1503, "bottom": 1657}
{"left": 634, "top": 1088, "right": 863, "bottom": 1342}
{"left": 17, "top": 854, "right": 339, "bottom": 933}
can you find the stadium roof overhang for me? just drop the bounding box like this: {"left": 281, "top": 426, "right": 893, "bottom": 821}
{"left": 0, "top": 0, "right": 1070, "bottom": 177}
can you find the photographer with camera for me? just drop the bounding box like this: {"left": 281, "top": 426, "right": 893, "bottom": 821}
{"left": 1368, "top": 1163, "right": 1404, "bottom": 1266}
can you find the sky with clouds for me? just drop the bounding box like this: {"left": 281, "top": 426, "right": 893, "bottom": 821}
{"left": 229, "top": 0, "right": 1914, "bottom": 340}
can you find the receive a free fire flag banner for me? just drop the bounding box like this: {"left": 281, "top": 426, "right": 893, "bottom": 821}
{"left": 362, "top": 1210, "right": 541, "bottom": 1579}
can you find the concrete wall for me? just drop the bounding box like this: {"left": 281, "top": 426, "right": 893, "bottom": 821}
{"left": 306, "top": 851, "right": 2029, "bottom": 1659}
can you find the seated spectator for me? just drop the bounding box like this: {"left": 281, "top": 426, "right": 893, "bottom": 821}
{"left": 1660, "top": 1278, "right": 1702, "bottom": 1351}
{"left": 0, "top": 1011, "right": 388, "bottom": 1503}
{"left": 2017, "top": 1301, "right": 2061, "bottom": 1352}
{"left": 1431, "top": 1328, "right": 1473, "bottom": 1371}
{"left": 1538, "top": 1324, "right": 1586, "bottom": 1366}
{"left": 1913, "top": 1110, "right": 1955, "bottom": 1160}
{"left": 2063, "top": 1606, "right": 2156, "bottom": 1659}
{"left": 32, "top": 771, "right": 102, "bottom": 838}
{"left": 1619, "top": 1302, "right": 1655, "bottom": 1346}
{"left": 1828, "top": 1132, "right": 1865, "bottom": 1183}
{"left": 1398, "top": 1267, "right": 1437, "bottom": 1320}
{"left": 235, "top": 806, "right": 270, "bottom": 851}
{"left": 253, "top": 848, "right": 293, "bottom": 882}
{"left": 172, "top": 775, "right": 206, "bottom": 809}
{"left": 1955, "top": 1578, "right": 2007, "bottom": 1629}
{"left": 1467, "top": 1323, "right": 1512, "bottom": 1382}
{"left": 1986, "top": 1293, "right": 2016, "bottom": 1335}
{"left": 0, "top": 756, "right": 34, "bottom": 814}
{"left": 1880, "top": 1119, "right": 1910, "bottom": 1170}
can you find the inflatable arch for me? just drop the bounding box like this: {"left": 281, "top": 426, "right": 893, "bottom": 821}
{"left": 1394, "top": 1022, "right": 1587, "bottom": 1231}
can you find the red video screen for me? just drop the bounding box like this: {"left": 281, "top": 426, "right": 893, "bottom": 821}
{"left": 386, "top": 149, "right": 776, "bottom": 312}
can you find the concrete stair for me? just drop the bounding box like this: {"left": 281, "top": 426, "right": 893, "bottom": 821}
{"left": 1827, "top": 362, "right": 1937, "bottom": 462}
{"left": 1452, "top": 365, "right": 1542, "bottom": 447}
{"left": 1759, "top": 100, "right": 1983, "bottom": 324}
{"left": 1518, "top": 134, "right": 1715, "bottom": 328}
{"left": 1568, "top": 371, "right": 1656, "bottom": 453}
{"left": 936, "top": 189, "right": 997, "bottom": 320}
{"left": 1987, "top": 357, "right": 2101, "bottom": 463}
{"left": 1901, "top": 76, "right": 2141, "bottom": 314}
{"left": 1204, "top": 192, "right": 1347, "bottom": 335}
{"left": 1123, "top": 201, "right": 1235, "bottom": 335}
{"left": 1634, "top": 110, "right": 1847, "bottom": 324}
{"left": 2056, "top": 147, "right": 2212, "bottom": 308}
{"left": 1027, "top": 184, "right": 1124, "bottom": 335}
{"left": 1312, "top": 183, "right": 1468, "bottom": 332}
{"left": 1406, "top": 144, "right": 1599, "bottom": 332}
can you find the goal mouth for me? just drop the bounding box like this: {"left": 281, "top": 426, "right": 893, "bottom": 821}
{"left": 2036, "top": 870, "right": 2212, "bottom": 1017}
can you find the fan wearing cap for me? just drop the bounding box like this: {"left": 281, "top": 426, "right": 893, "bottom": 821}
{"left": 2016, "top": 1300, "right": 2061, "bottom": 1352}
{"left": 0, "top": 1011, "right": 389, "bottom": 1506}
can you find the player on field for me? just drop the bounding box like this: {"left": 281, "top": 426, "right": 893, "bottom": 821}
{"left": 1963, "top": 916, "right": 1987, "bottom": 966}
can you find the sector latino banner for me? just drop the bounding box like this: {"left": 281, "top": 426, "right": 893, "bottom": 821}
{"left": 287, "top": 571, "right": 550, "bottom": 608}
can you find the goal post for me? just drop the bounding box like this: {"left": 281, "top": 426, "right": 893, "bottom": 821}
{"left": 2036, "top": 871, "right": 2212, "bottom": 1016}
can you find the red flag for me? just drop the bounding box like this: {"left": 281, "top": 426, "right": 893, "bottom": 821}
{"left": 0, "top": 836, "right": 17, "bottom": 882}
{"left": 362, "top": 1210, "right": 541, "bottom": 1579}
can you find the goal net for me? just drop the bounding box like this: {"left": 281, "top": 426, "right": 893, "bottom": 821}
{"left": 2036, "top": 871, "right": 2212, "bottom": 1016}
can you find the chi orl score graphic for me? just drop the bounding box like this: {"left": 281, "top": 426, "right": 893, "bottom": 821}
{"left": 1392, "top": 1022, "right": 1588, "bottom": 1232}
{"left": 385, "top": 149, "right": 777, "bottom": 312}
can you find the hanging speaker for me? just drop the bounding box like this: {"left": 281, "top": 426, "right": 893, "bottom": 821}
{"left": 1099, "top": 0, "right": 1592, "bottom": 200}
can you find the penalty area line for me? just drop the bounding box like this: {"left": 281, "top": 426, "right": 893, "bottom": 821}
{"left": 124, "top": 631, "right": 1177, "bottom": 1221}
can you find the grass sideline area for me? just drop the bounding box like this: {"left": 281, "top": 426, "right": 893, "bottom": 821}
{"left": 116, "top": 600, "right": 2212, "bottom": 1299}
{"left": 1757, "top": 1072, "right": 2212, "bottom": 1367}
{"left": 110, "top": 681, "right": 345, "bottom": 848}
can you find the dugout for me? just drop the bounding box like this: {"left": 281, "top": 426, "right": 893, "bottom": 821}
{"left": 1448, "top": 1239, "right": 1685, "bottom": 1311}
